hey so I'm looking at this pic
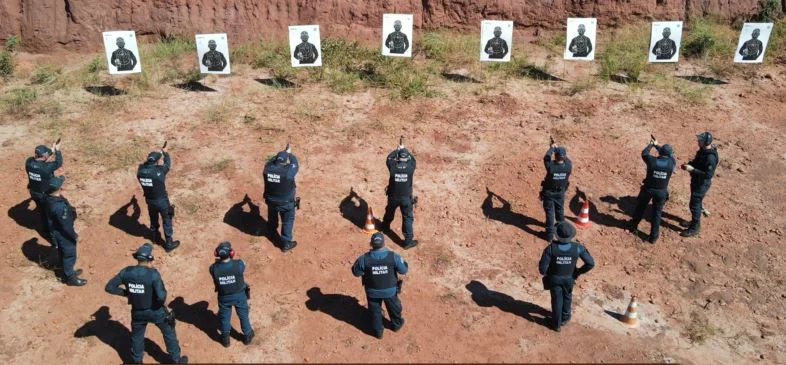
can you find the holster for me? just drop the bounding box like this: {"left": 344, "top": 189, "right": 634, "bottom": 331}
{"left": 541, "top": 276, "right": 551, "bottom": 291}
{"left": 164, "top": 307, "right": 176, "bottom": 328}
{"left": 295, "top": 197, "right": 301, "bottom": 210}
{"left": 168, "top": 205, "right": 175, "bottom": 218}
{"left": 412, "top": 196, "right": 418, "bottom": 208}
{"left": 396, "top": 279, "right": 403, "bottom": 294}
{"left": 245, "top": 286, "right": 251, "bottom": 299}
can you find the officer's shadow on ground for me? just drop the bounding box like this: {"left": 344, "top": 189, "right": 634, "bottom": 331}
{"left": 8, "top": 198, "right": 50, "bottom": 243}
{"left": 465, "top": 281, "right": 551, "bottom": 329}
{"left": 339, "top": 188, "right": 405, "bottom": 247}
{"left": 305, "top": 287, "right": 390, "bottom": 338}
{"left": 481, "top": 188, "right": 546, "bottom": 240}
{"left": 21, "top": 237, "right": 59, "bottom": 273}
{"left": 573, "top": 191, "right": 683, "bottom": 233}
{"left": 223, "top": 194, "right": 283, "bottom": 250}
{"left": 74, "top": 306, "right": 170, "bottom": 364}
{"left": 169, "top": 297, "right": 244, "bottom": 343}
{"left": 108, "top": 195, "right": 151, "bottom": 238}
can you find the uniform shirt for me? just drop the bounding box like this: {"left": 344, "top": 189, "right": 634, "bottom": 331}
{"left": 687, "top": 147, "right": 718, "bottom": 188}
{"left": 105, "top": 265, "right": 167, "bottom": 310}
{"left": 263, "top": 153, "right": 299, "bottom": 202}
{"left": 46, "top": 195, "right": 78, "bottom": 242}
{"left": 25, "top": 150, "right": 63, "bottom": 193}
{"left": 209, "top": 259, "right": 247, "bottom": 295}
{"left": 543, "top": 148, "right": 572, "bottom": 191}
{"left": 642, "top": 145, "right": 675, "bottom": 190}
{"left": 538, "top": 242, "right": 595, "bottom": 278}
{"left": 294, "top": 42, "right": 319, "bottom": 64}
{"left": 385, "top": 31, "right": 410, "bottom": 54}
{"left": 386, "top": 150, "right": 416, "bottom": 197}
{"left": 352, "top": 247, "right": 408, "bottom": 298}
{"left": 137, "top": 152, "right": 171, "bottom": 200}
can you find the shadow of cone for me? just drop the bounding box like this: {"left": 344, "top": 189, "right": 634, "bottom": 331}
{"left": 622, "top": 295, "right": 639, "bottom": 328}
{"left": 364, "top": 206, "right": 377, "bottom": 234}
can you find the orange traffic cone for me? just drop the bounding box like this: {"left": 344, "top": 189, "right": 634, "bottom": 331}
{"left": 363, "top": 206, "right": 377, "bottom": 233}
{"left": 575, "top": 198, "right": 591, "bottom": 228}
{"left": 622, "top": 295, "right": 639, "bottom": 328}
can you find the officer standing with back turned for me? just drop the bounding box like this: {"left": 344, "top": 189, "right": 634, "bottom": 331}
{"left": 539, "top": 221, "right": 595, "bottom": 332}
{"left": 209, "top": 241, "right": 254, "bottom": 347}
{"left": 681, "top": 131, "right": 719, "bottom": 237}
{"left": 541, "top": 138, "right": 572, "bottom": 242}
{"left": 263, "top": 142, "right": 299, "bottom": 252}
{"left": 105, "top": 243, "right": 188, "bottom": 364}
{"left": 137, "top": 143, "right": 180, "bottom": 252}
{"left": 46, "top": 175, "right": 87, "bottom": 286}
{"left": 25, "top": 140, "right": 62, "bottom": 243}
{"left": 628, "top": 136, "right": 676, "bottom": 244}
{"left": 381, "top": 137, "right": 418, "bottom": 249}
{"left": 352, "top": 232, "right": 408, "bottom": 339}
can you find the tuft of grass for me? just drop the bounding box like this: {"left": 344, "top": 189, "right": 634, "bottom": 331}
{"left": 29, "top": 65, "right": 60, "bottom": 85}
{"left": 419, "top": 31, "right": 477, "bottom": 66}
{"left": 598, "top": 27, "right": 649, "bottom": 81}
{"left": 766, "top": 20, "right": 786, "bottom": 63}
{"left": 204, "top": 158, "right": 234, "bottom": 174}
{"left": 682, "top": 19, "right": 737, "bottom": 77}
{"left": 1, "top": 88, "right": 38, "bottom": 116}
{"left": 673, "top": 80, "right": 710, "bottom": 104}
{"left": 752, "top": 0, "right": 781, "bottom": 22}
{"left": 204, "top": 100, "right": 234, "bottom": 123}
{"left": 687, "top": 312, "right": 719, "bottom": 344}
{"left": 146, "top": 34, "right": 195, "bottom": 60}
{"left": 536, "top": 33, "right": 566, "bottom": 56}
{"left": 0, "top": 35, "right": 20, "bottom": 78}
{"left": 245, "top": 40, "right": 293, "bottom": 79}
{"left": 566, "top": 77, "right": 597, "bottom": 96}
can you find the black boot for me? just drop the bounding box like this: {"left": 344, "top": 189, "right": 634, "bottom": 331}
{"left": 176, "top": 356, "right": 189, "bottom": 364}
{"left": 164, "top": 236, "right": 181, "bottom": 252}
{"left": 681, "top": 222, "right": 700, "bottom": 237}
{"left": 626, "top": 220, "right": 640, "bottom": 233}
{"left": 403, "top": 240, "right": 419, "bottom": 250}
{"left": 647, "top": 234, "right": 659, "bottom": 244}
{"left": 281, "top": 241, "right": 297, "bottom": 252}
{"left": 221, "top": 333, "right": 230, "bottom": 348}
{"left": 66, "top": 276, "right": 87, "bottom": 286}
{"left": 243, "top": 330, "right": 255, "bottom": 345}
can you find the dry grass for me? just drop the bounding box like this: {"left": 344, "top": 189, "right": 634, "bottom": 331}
{"left": 687, "top": 311, "right": 720, "bottom": 344}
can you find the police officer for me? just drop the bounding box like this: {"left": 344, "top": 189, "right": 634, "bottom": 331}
{"left": 483, "top": 26, "right": 509, "bottom": 59}
{"left": 628, "top": 137, "right": 676, "bottom": 243}
{"left": 25, "top": 141, "right": 62, "bottom": 243}
{"left": 541, "top": 141, "right": 572, "bottom": 242}
{"left": 209, "top": 241, "right": 254, "bottom": 347}
{"left": 105, "top": 243, "right": 188, "bottom": 364}
{"left": 381, "top": 141, "right": 418, "bottom": 249}
{"left": 263, "top": 144, "right": 299, "bottom": 252}
{"left": 351, "top": 232, "right": 408, "bottom": 339}
{"left": 46, "top": 176, "right": 87, "bottom": 286}
{"left": 538, "top": 221, "right": 595, "bottom": 332}
{"left": 681, "top": 132, "right": 719, "bottom": 237}
{"left": 137, "top": 145, "right": 180, "bottom": 252}
{"left": 385, "top": 20, "right": 410, "bottom": 54}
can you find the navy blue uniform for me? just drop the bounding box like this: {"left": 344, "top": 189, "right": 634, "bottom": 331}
{"left": 541, "top": 148, "right": 572, "bottom": 239}
{"left": 631, "top": 145, "right": 675, "bottom": 241}
{"left": 209, "top": 259, "right": 252, "bottom": 338}
{"left": 263, "top": 153, "right": 299, "bottom": 244}
{"left": 382, "top": 150, "right": 417, "bottom": 245}
{"left": 686, "top": 147, "right": 718, "bottom": 227}
{"left": 137, "top": 152, "right": 174, "bottom": 239}
{"left": 351, "top": 248, "right": 408, "bottom": 336}
{"left": 45, "top": 195, "right": 79, "bottom": 280}
{"left": 105, "top": 266, "right": 183, "bottom": 364}
{"left": 25, "top": 150, "right": 62, "bottom": 240}
{"left": 538, "top": 242, "right": 595, "bottom": 329}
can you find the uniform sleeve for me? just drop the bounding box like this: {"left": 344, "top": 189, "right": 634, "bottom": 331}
{"left": 641, "top": 144, "right": 654, "bottom": 160}
{"left": 152, "top": 270, "right": 167, "bottom": 304}
{"left": 208, "top": 264, "right": 219, "bottom": 292}
{"left": 691, "top": 153, "right": 717, "bottom": 180}
{"left": 50, "top": 150, "right": 63, "bottom": 171}
{"left": 162, "top": 152, "right": 171, "bottom": 173}
{"left": 287, "top": 153, "right": 299, "bottom": 179}
{"left": 105, "top": 269, "right": 127, "bottom": 296}
{"left": 543, "top": 147, "right": 554, "bottom": 170}
{"left": 52, "top": 204, "right": 78, "bottom": 241}
{"left": 409, "top": 154, "right": 416, "bottom": 171}
{"left": 394, "top": 253, "right": 409, "bottom": 275}
{"left": 386, "top": 150, "right": 398, "bottom": 171}
{"left": 538, "top": 246, "right": 551, "bottom": 275}
{"left": 351, "top": 255, "right": 365, "bottom": 277}
{"left": 576, "top": 246, "right": 596, "bottom": 275}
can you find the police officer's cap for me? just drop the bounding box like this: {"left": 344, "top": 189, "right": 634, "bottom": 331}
{"left": 146, "top": 151, "right": 162, "bottom": 164}
{"left": 658, "top": 144, "right": 673, "bottom": 156}
{"left": 48, "top": 175, "right": 65, "bottom": 192}
{"left": 35, "top": 145, "right": 52, "bottom": 157}
{"left": 370, "top": 232, "right": 385, "bottom": 249}
{"left": 216, "top": 241, "right": 232, "bottom": 259}
{"left": 555, "top": 147, "right": 567, "bottom": 159}
{"left": 397, "top": 149, "right": 411, "bottom": 161}
{"left": 696, "top": 131, "right": 713, "bottom": 145}
{"left": 133, "top": 243, "right": 155, "bottom": 261}
{"left": 555, "top": 221, "right": 576, "bottom": 243}
{"left": 275, "top": 151, "right": 289, "bottom": 163}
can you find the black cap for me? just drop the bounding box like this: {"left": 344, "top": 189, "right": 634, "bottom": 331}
{"left": 48, "top": 175, "right": 65, "bottom": 192}
{"left": 370, "top": 232, "right": 385, "bottom": 249}
{"left": 133, "top": 243, "right": 155, "bottom": 261}
{"left": 555, "top": 147, "right": 567, "bottom": 159}
{"left": 696, "top": 131, "right": 713, "bottom": 145}
{"left": 397, "top": 149, "right": 410, "bottom": 160}
{"left": 146, "top": 151, "right": 162, "bottom": 164}
{"left": 216, "top": 241, "right": 232, "bottom": 259}
{"left": 275, "top": 151, "right": 288, "bottom": 163}
{"left": 35, "top": 145, "right": 52, "bottom": 157}
{"left": 555, "top": 221, "right": 576, "bottom": 243}
{"left": 658, "top": 144, "right": 673, "bottom": 156}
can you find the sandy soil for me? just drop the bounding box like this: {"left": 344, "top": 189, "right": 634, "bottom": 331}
{"left": 1, "top": 51, "right": 785, "bottom": 364}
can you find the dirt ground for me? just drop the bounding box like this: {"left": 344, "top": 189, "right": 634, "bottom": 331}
{"left": 1, "top": 48, "right": 785, "bottom": 365}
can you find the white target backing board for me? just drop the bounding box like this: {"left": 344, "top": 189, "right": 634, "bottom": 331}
{"left": 196, "top": 33, "right": 231, "bottom": 74}
{"left": 289, "top": 25, "right": 322, "bottom": 67}
{"left": 382, "top": 14, "right": 414, "bottom": 57}
{"left": 648, "top": 21, "right": 683, "bottom": 63}
{"left": 564, "top": 18, "right": 597, "bottom": 61}
{"left": 103, "top": 31, "right": 141, "bottom": 74}
{"left": 479, "top": 20, "right": 513, "bottom": 62}
{"left": 734, "top": 23, "right": 773, "bottom": 64}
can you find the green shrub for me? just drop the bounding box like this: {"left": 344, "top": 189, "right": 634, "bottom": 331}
{"left": 147, "top": 34, "right": 195, "bottom": 60}
{"left": 419, "top": 31, "right": 476, "bottom": 66}
{"left": 1, "top": 88, "right": 38, "bottom": 116}
{"left": 752, "top": 0, "right": 781, "bottom": 22}
{"left": 29, "top": 65, "right": 59, "bottom": 85}
{"left": 87, "top": 56, "right": 105, "bottom": 74}
{"left": 599, "top": 28, "right": 648, "bottom": 81}
{"left": 248, "top": 40, "right": 292, "bottom": 79}
{"left": 0, "top": 36, "right": 20, "bottom": 78}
